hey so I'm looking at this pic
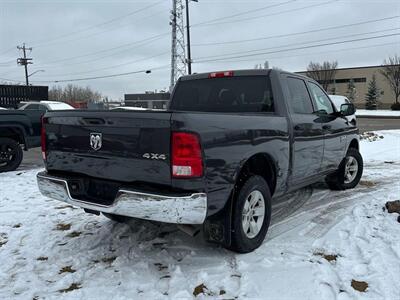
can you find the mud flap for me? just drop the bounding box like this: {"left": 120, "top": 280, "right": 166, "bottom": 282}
{"left": 203, "top": 192, "right": 233, "bottom": 247}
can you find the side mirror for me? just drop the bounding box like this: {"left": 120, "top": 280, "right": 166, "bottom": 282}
{"left": 340, "top": 103, "right": 355, "bottom": 116}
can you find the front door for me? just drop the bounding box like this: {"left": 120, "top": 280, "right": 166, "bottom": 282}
{"left": 307, "top": 82, "right": 347, "bottom": 171}
{"left": 284, "top": 76, "right": 324, "bottom": 183}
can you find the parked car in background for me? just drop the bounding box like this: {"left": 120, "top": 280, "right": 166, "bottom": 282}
{"left": 0, "top": 110, "right": 42, "bottom": 172}
{"left": 19, "top": 101, "right": 74, "bottom": 111}
{"left": 329, "top": 95, "right": 356, "bottom": 125}
{"left": 37, "top": 69, "right": 362, "bottom": 253}
{"left": 0, "top": 101, "right": 74, "bottom": 172}
{"left": 0, "top": 107, "right": 7, "bottom": 110}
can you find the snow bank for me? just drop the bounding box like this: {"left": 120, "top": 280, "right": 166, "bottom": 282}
{"left": 0, "top": 131, "right": 399, "bottom": 299}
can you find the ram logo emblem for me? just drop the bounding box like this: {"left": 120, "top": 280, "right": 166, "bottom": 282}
{"left": 90, "top": 133, "right": 102, "bottom": 151}
{"left": 143, "top": 153, "right": 166, "bottom": 160}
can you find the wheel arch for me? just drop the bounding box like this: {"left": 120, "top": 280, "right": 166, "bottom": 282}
{"left": 0, "top": 126, "right": 27, "bottom": 146}
{"left": 348, "top": 138, "right": 359, "bottom": 151}
{"left": 234, "top": 152, "right": 277, "bottom": 197}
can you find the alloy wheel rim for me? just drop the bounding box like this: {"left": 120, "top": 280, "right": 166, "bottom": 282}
{"left": 242, "top": 190, "right": 265, "bottom": 239}
{"left": 0, "top": 144, "right": 16, "bottom": 167}
{"left": 344, "top": 156, "right": 358, "bottom": 184}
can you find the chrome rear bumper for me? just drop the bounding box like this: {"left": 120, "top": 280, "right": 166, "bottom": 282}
{"left": 36, "top": 171, "right": 207, "bottom": 224}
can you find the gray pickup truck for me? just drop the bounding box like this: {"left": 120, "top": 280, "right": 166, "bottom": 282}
{"left": 37, "top": 69, "right": 362, "bottom": 252}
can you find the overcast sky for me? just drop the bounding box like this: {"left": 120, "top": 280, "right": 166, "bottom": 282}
{"left": 0, "top": 0, "right": 399, "bottom": 99}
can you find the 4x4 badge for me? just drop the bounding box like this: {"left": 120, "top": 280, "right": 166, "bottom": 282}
{"left": 143, "top": 153, "right": 166, "bottom": 160}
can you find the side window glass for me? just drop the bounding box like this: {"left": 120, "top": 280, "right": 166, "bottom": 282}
{"left": 308, "top": 83, "right": 334, "bottom": 114}
{"left": 38, "top": 105, "right": 47, "bottom": 111}
{"left": 286, "top": 77, "right": 314, "bottom": 114}
{"left": 26, "top": 104, "right": 39, "bottom": 110}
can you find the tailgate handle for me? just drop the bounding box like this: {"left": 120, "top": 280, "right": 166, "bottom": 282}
{"left": 82, "top": 118, "right": 106, "bottom": 125}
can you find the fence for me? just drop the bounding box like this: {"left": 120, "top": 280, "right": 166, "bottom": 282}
{"left": 0, "top": 85, "right": 48, "bottom": 108}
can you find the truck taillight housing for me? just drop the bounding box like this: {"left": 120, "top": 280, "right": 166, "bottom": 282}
{"left": 41, "top": 117, "right": 47, "bottom": 160}
{"left": 172, "top": 132, "right": 203, "bottom": 178}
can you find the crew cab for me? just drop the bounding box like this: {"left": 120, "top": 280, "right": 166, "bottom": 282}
{"left": 36, "top": 69, "right": 363, "bottom": 253}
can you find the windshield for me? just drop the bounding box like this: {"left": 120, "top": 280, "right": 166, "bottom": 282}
{"left": 171, "top": 76, "right": 274, "bottom": 113}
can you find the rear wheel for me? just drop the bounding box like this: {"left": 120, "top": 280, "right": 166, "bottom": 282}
{"left": 326, "top": 148, "right": 363, "bottom": 190}
{"left": 0, "top": 138, "right": 23, "bottom": 172}
{"left": 228, "top": 175, "right": 271, "bottom": 253}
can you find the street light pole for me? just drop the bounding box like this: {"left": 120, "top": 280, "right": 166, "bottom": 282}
{"left": 28, "top": 70, "right": 45, "bottom": 77}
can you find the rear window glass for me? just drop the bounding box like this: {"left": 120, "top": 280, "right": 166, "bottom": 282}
{"left": 170, "top": 76, "right": 274, "bottom": 113}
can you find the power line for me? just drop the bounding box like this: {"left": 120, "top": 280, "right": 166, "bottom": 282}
{"left": 60, "top": 27, "right": 397, "bottom": 76}
{"left": 30, "top": 64, "right": 170, "bottom": 83}
{"left": 192, "top": 0, "right": 297, "bottom": 27}
{"left": 202, "top": 41, "right": 399, "bottom": 64}
{"left": 195, "top": 32, "right": 400, "bottom": 63}
{"left": 0, "top": 59, "right": 16, "bottom": 65}
{"left": 31, "top": 1, "right": 165, "bottom": 47}
{"left": 193, "top": 15, "right": 400, "bottom": 46}
{"left": 0, "top": 46, "right": 16, "bottom": 56}
{"left": 192, "top": 0, "right": 337, "bottom": 28}
{"left": 2, "top": 41, "right": 397, "bottom": 84}
{"left": 42, "top": 51, "right": 170, "bottom": 77}
{"left": 195, "top": 28, "right": 400, "bottom": 61}
{"left": 0, "top": 77, "right": 25, "bottom": 84}
{"left": 40, "top": 32, "right": 170, "bottom": 66}
{"left": 34, "top": 8, "right": 168, "bottom": 49}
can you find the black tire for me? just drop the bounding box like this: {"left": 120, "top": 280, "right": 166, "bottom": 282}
{"left": 0, "top": 138, "right": 23, "bottom": 173}
{"left": 102, "top": 213, "right": 131, "bottom": 223}
{"left": 228, "top": 175, "right": 272, "bottom": 253}
{"left": 325, "top": 148, "right": 363, "bottom": 190}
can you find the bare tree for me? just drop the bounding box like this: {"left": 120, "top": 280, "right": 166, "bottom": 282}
{"left": 380, "top": 55, "right": 400, "bottom": 104}
{"left": 49, "top": 84, "right": 102, "bottom": 104}
{"left": 306, "top": 61, "right": 338, "bottom": 91}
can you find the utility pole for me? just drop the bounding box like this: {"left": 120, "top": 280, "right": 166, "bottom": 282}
{"left": 17, "top": 43, "right": 33, "bottom": 85}
{"left": 185, "top": 0, "right": 197, "bottom": 75}
{"left": 185, "top": 0, "right": 192, "bottom": 75}
{"left": 170, "top": 0, "right": 186, "bottom": 91}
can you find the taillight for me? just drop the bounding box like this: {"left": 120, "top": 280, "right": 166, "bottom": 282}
{"left": 172, "top": 132, "right": 203, "bottom": 178}
{"left": 41, "top": 116, "right": 47, "bottom": 160}
{"left": 209, "top": 71, "right": 234, "bottom": 78}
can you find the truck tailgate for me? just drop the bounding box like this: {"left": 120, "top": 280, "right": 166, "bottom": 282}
{"left": 44, "top": 111, "right": 172, "bottom": 185}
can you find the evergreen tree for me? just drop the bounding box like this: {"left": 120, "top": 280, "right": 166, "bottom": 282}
{"left": 346, "top": 79, "right": 356, "bottom": 102}
{"left": 365, "top": 74, "right": 381, "bottom": 110}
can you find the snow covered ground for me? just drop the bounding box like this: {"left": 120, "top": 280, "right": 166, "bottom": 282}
{"left": 356, "top": 109, "right": 400, "bottom": 117}
{"left": 0, "top": 131, "right": 399, "bottom": 300}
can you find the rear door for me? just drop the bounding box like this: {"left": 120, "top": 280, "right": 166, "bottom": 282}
{"left": 307, "top": 82, "right": 347, "bottom": 171}
{"left": 45, "top": 111, "right": 172, "bottom": 185}
{"left": 284, "top": 76, "right": 324, "bottom": 183}
{"left": 21, "top": 104, "right": 46, "bottom": 137}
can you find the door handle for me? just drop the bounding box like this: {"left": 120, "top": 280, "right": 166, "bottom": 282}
{"left": 322, "top": 125, "right": 331, "bottom": 130}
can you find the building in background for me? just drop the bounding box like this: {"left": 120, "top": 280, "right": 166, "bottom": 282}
{"left": 297, "top": 65, "right": 395, "bottom": 109}
{"left": 124, "top": 92, "right": 170, "bottom": 109}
